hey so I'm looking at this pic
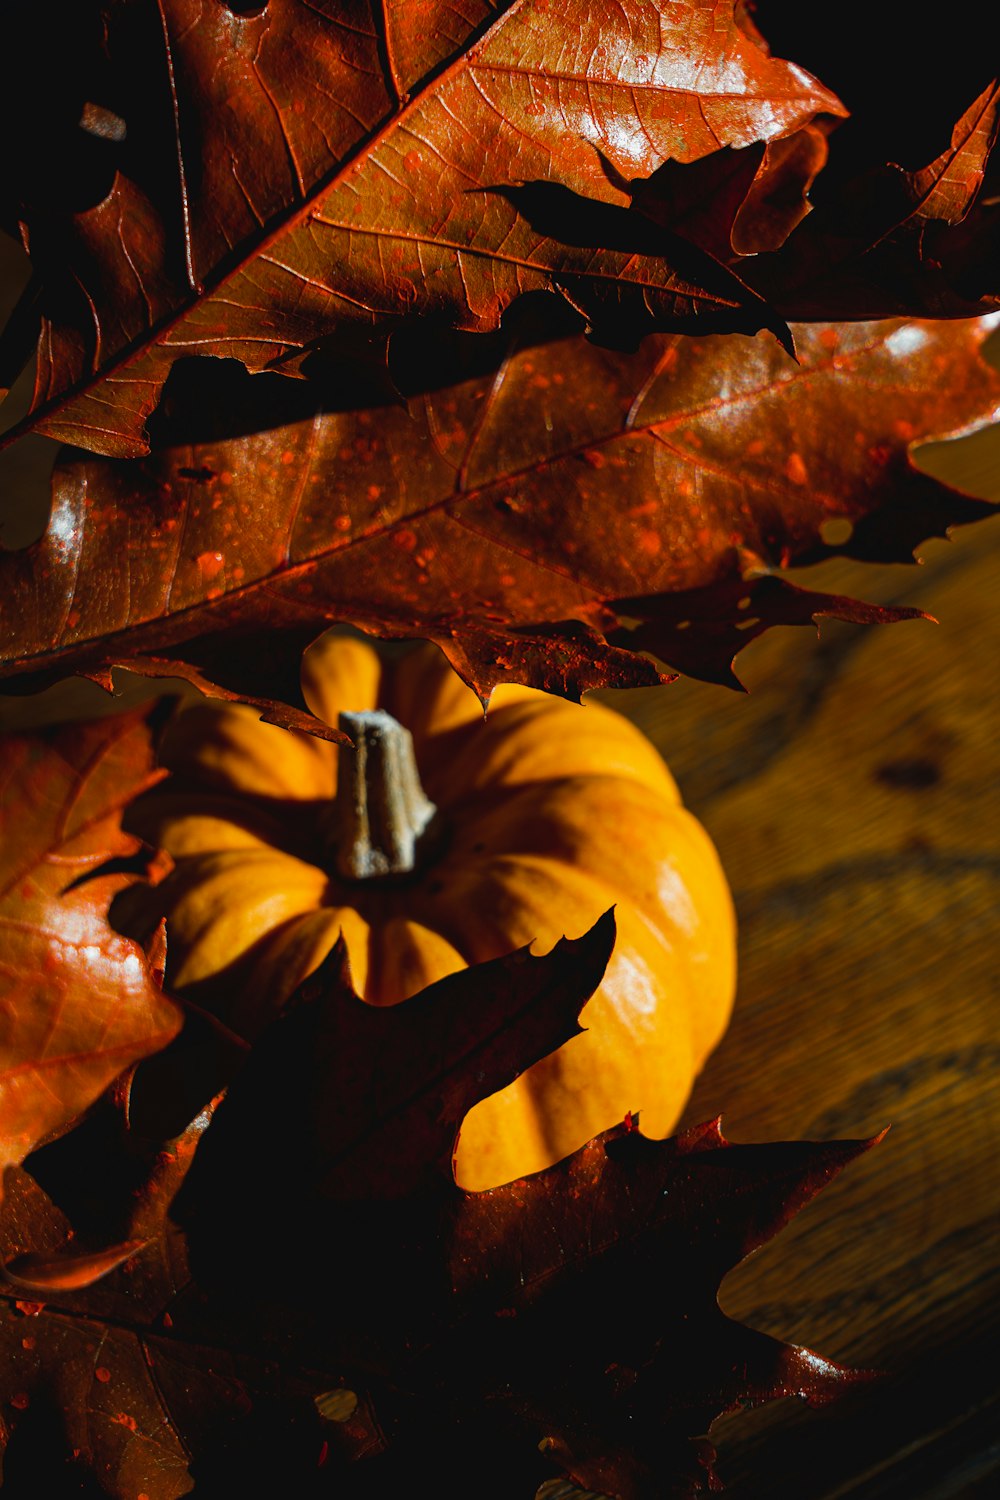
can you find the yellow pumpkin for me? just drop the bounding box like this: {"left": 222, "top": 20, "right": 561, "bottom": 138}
{"left": 130, "top": 635, "right": 735, "bottom": 1190}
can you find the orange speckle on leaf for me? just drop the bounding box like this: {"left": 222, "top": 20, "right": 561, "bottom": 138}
{"left": 95, "top": 1367, "right": 112, "bottom": 1384}
{"left": 196, "top": 551, "right": 225, "bottom": 581}
{"left": 334, "top": 515, "right": 352, "bottom": 532}
{"left": 393, "top": 528, "right": 417, "bottom": 551}
{"left": 639, "top": 529, "right": 661, "bottom": 555}
{"left": 14, "top": 1301, "right": 44, "bottom": 1317}
{"left": 10, "top": 1393, "right": 29, "bottom": 1411}
{"left": 784, "top": 452, "right": 808, "bottom": 486}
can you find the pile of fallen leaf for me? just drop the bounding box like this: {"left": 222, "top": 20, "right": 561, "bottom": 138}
{"left": 1, "top": 2, "right": 999, "bottom": 1494}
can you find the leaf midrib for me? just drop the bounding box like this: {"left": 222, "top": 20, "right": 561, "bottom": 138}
{"left": 4, "top": 326, "right": 921, "bottom": 671}
{"left": 2, "top": 0, "right": 834, "bottom": 452}
{"left": 2, "top": 0, "right": 534, "bottom": 449}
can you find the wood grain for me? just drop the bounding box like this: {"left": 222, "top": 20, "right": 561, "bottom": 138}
{"left": 596, "top": 437, "right": 1000, "bottom": 1496}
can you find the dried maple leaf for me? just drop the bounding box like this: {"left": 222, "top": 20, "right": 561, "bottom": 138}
{"left": 514, "top": 78, "right": 1000, "bottom": 328}
{"left": 0, "top": 709, "right": 181, "bottom": 1194}
{"left": 552, "top": 121, "right": 829, "bottom": 274}
{"left": 0, "top": 914, "right": 878, "bottom": 1497}
{"left": 0, "top": 0, "right": 841, "bottom": 457}
{"left": 178, "top": 930, "right": 880, "bottom": 1497}
{"left": 0, "top": 1112, "right": 221, "bottom": 1499}
{"left": 0, "top": 916, "right": 616, "bottom": 1494}
{"left": 2, "top": 312, "right": 997, "bottom": 720}
{"left": 730, "top": 126, "right": 830, "bottom": 253}
{"left": 744, "top": 80, "right": 1000, "bottom": 320}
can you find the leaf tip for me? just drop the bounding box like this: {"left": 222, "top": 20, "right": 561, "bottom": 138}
{"left": 292, "top": 931, "right": 357, "bottom": 1008}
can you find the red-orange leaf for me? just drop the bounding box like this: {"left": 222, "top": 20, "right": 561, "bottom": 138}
{"left": 1, "top": 313, "right": 996, "bottom": 718}
{"left": 175, "top": 928, "right": 878, "bottom": 1498}
{"left": 0, "top": 711, "right": 181, "bottom": 1191}
{"left": 0, "top": 918, "right": 881, "bottom": 1494}
{"left": 1, "top": 0, "right": 841, "bottom": 456}
{"left": 747, "top": 80, "right": 1000, "bottom": 320}
{"left": 3, "top": 1237, "right": 149, "bottom": 1292}
{"left": 601, "top": 123, "right": 829, "bottom": 264}
{"left": 0, "top": 918, "right": 879, "bottom": 1498}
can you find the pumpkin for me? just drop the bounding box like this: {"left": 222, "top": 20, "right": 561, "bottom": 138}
{"left": 129, "top": 635, "right": 735, "bottom": 1190}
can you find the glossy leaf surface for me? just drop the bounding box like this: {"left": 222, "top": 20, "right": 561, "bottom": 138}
{"left": 501, "top": 80, "right": 1000, "bottom": 327}
{"left": 2, "top": 314, "right": 997, "bottom": 719}
{"left": 0, "top": 710, "right": 181, "bottom": 1191}
{"left": 1, "top": 0, "right": 841, "bottom": 456}
{"left": 746, "top": 80, "right": 1000, "bottom": 320}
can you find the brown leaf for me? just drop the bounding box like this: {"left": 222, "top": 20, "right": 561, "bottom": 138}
{"left": 445, "top": 1121, "right": 878, "bottom": 1499}
{"left": 0, "top": 0, "right": 841, "bottom": 457}
{"left": 2, "top": 313, "right": 996, "bottom": 718}
{"left": 0, "top": 711, "right": 181, "bottom": 1191}
{"left": 0, "top": 921, "right": 618, "bottom": 1497}
{"left": 175, "top": 926, "right": 879, "bottom": 1498}
{"left": 611, "top": 124, "right": 828, "bottom": 265}
{"left": 611, "top": 574, "right": 931, "bottom": 692}
{"left": 731, "top": 125, "right": 829, "bottom": 253}
{"left": 182, "top": 914, "right": 617, "bottom": 1206}
{"left": 0, "top": 1093, "right": 220, "bottom": 1492}
{"left": 3, "top": 1237, "right": 149, "bottom": 1292}
{"left": 747, "top": 81, "right": 1000, "bottom": 319}
{"left": 0, "top": 1156, "right": 249, "bottom": 1500}
{"left": 0, "top": 912, "right": 881, "bottom": 1498}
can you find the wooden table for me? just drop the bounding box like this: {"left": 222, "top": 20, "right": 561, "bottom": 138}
{"left": 597, "top": 431, "right": 1000, "bottom": 1497}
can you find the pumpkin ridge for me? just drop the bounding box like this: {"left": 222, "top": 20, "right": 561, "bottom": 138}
{"left": 125, "top": 636, "right": 735, "bottom": 1190}
{"left": 362, "top": 913, "right": 470, "bottom": 1008}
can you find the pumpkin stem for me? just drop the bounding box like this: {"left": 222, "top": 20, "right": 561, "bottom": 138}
{"left": 331, "top": 709, "right": 436, "bottom": 880}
